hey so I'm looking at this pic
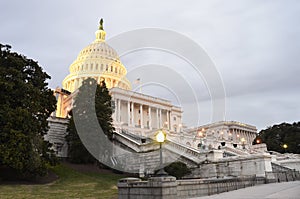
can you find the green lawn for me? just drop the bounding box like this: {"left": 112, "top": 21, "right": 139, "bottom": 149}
{"left": 0, "top": 164, "right": 125, "bottom": 199}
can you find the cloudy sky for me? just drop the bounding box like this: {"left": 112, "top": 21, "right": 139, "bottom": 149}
{"left": 1, "top": 0, "right": 299, "bottom": 130}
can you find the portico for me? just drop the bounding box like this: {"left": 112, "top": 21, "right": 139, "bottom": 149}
{"left": 110, "top": 87, "right": 182, "bottom": 136}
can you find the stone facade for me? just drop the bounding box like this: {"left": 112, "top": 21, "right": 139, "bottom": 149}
{"left": 118, "top": 175, "right": 266, "bottom": 199}
{"left": 173, "top": 121, "right": 257, "bottom": 152}
{"left": 44, "top": 117, "right": 69, "bottom": 157}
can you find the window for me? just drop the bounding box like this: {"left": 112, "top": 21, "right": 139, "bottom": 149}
{"left": 96, "top": 64, "right": 98, "bottom": 70}
{"left": 174, "top": 117, "right": 176, "bottom": 121}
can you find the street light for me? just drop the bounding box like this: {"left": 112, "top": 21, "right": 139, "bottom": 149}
{"left": 283, "top": 144, "right": 288, "bottom": 153}
{"left": 156, "top": 130, "right": 168, "bottom": 176}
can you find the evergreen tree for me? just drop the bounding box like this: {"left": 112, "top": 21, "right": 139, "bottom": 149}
{"left": 0, "top": 44, "right": 57, "bottom": 177}
{"left": 254, "top": 122, "right": 300, "bottom": 154}
{"left": 66, "top": 78, "right": 115, "bottom": 163}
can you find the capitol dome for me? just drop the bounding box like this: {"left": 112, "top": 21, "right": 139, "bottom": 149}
{"left": 62, "top": 20, "right": 131, "bottom": 92}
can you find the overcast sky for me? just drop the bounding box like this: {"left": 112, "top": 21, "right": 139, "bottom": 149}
{"left": 1, "top": 0, "right": 299, "bottom": 131}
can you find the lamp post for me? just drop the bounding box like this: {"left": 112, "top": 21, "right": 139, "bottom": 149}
{"left": 283, "top": 144, "right": 288, "bottom": 153}
{"left": 156, "top": 129, "right": 168, "bottom": 176}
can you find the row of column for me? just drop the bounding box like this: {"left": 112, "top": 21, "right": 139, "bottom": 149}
{"left": 65, "top": 76, "right": 129, "bottom": 92}
{"left": 230, "top": 128, "right": 256, "bottom": 144}
{"left": 115, "top": 99, "right": 171, "bottom": 130}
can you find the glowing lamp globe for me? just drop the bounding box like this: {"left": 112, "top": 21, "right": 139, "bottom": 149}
{"left": 156, "top": 130, "right": 165, "bottom": 143}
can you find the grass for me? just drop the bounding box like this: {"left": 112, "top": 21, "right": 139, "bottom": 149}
{"left": 0, "top": 164, "right": 126, "bottom": 199}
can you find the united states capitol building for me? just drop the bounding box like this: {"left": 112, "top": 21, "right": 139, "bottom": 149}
{"left": 46, "top": 21, "right": 300, "bottom": 180}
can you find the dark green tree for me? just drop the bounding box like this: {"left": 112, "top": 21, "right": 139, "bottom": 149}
{"left": 66, "top": 78, "right": 115, "bottom": 164}
{"left": 0, "top": 44, "right": 57, "bottom": 177}
{"left": 162, "top": 161, "right": 191, "bottom": 179}
{"left": 254, "top": 122, "right": 300, "bottom": 154}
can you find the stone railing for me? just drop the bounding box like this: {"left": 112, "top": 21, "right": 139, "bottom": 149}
{"left": 164, "top": 139, "right": 206, "bottom": 164}
{"left": 250, "top": 143, "right": 268, "bottom": 153}
{"left": 223, "top": 146, "right": 249, "bottom": 156}
{"left": 113, "top": 131, "right": 158, "bottom": 152}
{"left": 271, "top": 162, "right": 294, "bottom": 172}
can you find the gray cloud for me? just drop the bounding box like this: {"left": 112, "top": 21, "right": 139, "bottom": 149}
{"left": 1, "top": 0, "right": 299, "bottom": 130}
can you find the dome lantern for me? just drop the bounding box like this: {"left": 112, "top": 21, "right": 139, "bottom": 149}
{"left": 95, "top": 18, "right": 106, "bottom": 42}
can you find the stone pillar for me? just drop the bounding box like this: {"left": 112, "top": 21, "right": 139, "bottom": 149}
{"left": 118, "top": 99, "right": 121, "bottom": 122}
{"left": 159, "top": 109, "right": 162, "bottom": 128}
{"left": 156, "top": 108, "right": 159, "bottom": 129}
{"left": 131, "top": 102, "right": 134, "bottom": 127}
{"left": 140, "top": 104, "right": 144, "bottom": 129}
{"left": 148, "top": 106, "right": 152, "bottom": 130}
{"left": 127, "top": 101, "right": 130, "bottom": 126}
{"left": 167, "top": 110, "right": 170, "bottom": 130}
{"left": 74, "top": 78, "right": 79, "bottom": 90}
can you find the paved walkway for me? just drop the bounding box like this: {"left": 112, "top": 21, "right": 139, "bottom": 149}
{"left": 191, "top": 181, "right": 300, "bottom": 199}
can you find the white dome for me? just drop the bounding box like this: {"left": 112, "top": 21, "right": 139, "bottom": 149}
{"left": 62, "top": 27, "right": 131, "bottom": 92}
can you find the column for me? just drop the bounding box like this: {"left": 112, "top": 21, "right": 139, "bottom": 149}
{"left": 140, "top": 104, "right": 144, "bottom": 129}
{"left": 148, "top": 106, "right": 152, "bottom": 130}
{"left": 112, "top": 99, "right": 117, "bottom": 122}
{"left": 118, "top": 99, "right": 121, "bottom": 122}
{"left": 127, "top": 101, "right": 130, "bottom": 126}
{"left": 159, "top": 109, "right": 162, "bottom": 128}
{"left": 110, "top": 79, "right": 113, "bottom": 88}
{"left": 75, "top": 78, "right": 79, "bottom": 90}
{"left": 156, "top": 108, "right": 159, "bottom": 129}
{"left": 167, "top": 110, "right": 170, "bottom": 130}
{"left": 131, "top": 102, "right": 134, "bottom": 127}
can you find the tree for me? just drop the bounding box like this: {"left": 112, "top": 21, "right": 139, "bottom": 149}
{"left": 0, "top": 44, "right": 57, "bottom": 177}
{"left": 66, "top": 78, "right": 115, "bottom": 163}
{"left": 254, "top": 122, "right": 300, "bottom": 154}
{"left": 163, "top": 161, "right": 191, "bottom": 179}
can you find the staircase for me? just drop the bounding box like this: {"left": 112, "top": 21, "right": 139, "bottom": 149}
{"left": 112, "top": 130, "right": 208, "bottom": 174}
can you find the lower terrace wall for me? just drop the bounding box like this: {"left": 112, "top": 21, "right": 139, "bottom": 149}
{"left": 176, "top": 176, "right": 265, "bottom": 198}
{"left": 188, "top": 153, "right": 273, "bottom": 179}
{"left": 118, "top": 175, "right": 266, "bottom": 199}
